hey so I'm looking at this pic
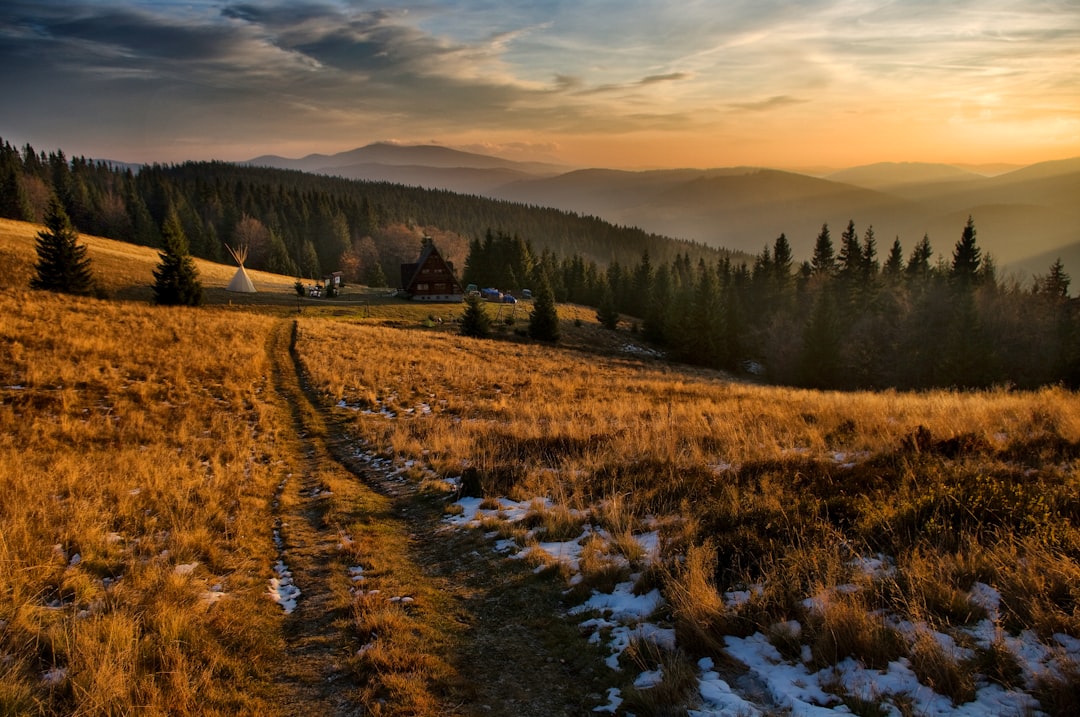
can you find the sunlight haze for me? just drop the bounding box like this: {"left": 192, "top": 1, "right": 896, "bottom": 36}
{"left": 1, "top": 0, "right": 1078, "bottom": 168}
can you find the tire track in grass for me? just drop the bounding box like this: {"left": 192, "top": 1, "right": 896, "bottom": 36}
{"left": 269, "top": 319, "right": 617, "bottom": 715}
{"left": 265, "top": 318, "right": 373, "bottom": 715}
{"left": 267, "top": 319, "right": 473, "bottom": 716}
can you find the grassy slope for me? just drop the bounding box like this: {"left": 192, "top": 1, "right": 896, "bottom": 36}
{"left": 4, "top": 218, "right": 1080, "bottom": 715}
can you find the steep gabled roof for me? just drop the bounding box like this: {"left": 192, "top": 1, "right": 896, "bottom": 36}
{"left": 400, "top": 241, "right": 462, "bottom": 293}
{"left": 401, "top": 241, "right": 440, "bottom": 289}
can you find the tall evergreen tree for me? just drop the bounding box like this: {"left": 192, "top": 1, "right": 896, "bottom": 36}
{"left": 459, "top": 295, "right": 492, "bottom": 338}
{"left": 883, "top": 237, "right": 905, "bottom": 277}
{"left": 596, "top": 286, "right": 620, "bottom": 330}
{"left": 528, "top": 273, "right": 560, "bottom": 342}
{"left": 837, "top": 220, "right": 862, "bottom": 282}
{"left": 31, "top": 196, "right": 96, "bottom": 295}
{"left": 629, "top": 250, "right": 654, "bottom": 317}
{"left": 643, "top": 263, "right": 672, "bottom": 344}
{"left": 799, "top": 289, "right": 841, "bottom": 388}
{"left": 773, "top": 233, "right": 793, "bottom": 292}
{"left": 152, "top": 210, "right": 203, "bottom": 306}
{"left": 0, "top": 145, "right": 31, "bottom": 221}
{"left": 1036, "top": 258, "right": 1071, "bottom": 299}
{"left": 906, "top": 234, "right": 934, "bottom": 279}
{"left": 811, "top": 224, "right": 836, "bottom": 276}
{"left": 951, "top": 216, "right": 981, "bottom": 286}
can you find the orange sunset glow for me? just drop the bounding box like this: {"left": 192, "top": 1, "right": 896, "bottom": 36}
{"left": 0, "top": 1, "right": 1077, "bottom": 170}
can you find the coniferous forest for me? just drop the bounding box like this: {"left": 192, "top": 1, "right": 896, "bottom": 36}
{"left": 3, "top": 138, "right": 1077, "bottom": 390}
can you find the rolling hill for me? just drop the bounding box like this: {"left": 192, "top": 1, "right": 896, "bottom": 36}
{"left": 242, "top": 143, "right": 1080, "bottom": 281}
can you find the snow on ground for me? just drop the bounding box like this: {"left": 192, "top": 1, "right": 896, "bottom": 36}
{"left": 442, "top": 490, "right": 1076, "bottom": 716}
{"left": 268, "top": 526, "right": 300, "bottom": 613}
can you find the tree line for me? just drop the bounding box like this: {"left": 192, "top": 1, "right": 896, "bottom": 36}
{"left": 0, "top": 138, "right": 735, "bottom": 287}
{"left": 459, "top": 220, "right": 1077, "bottom": 390}
{"left": 7, "top": 138, "right": 1077, "bottom": 389}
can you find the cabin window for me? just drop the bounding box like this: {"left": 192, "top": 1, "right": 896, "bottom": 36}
{"left": 416, "top": 283, "right": 429, "bottom": 291}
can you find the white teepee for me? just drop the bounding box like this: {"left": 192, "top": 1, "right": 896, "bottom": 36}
{"left": 225, "top": 244, "right": 257, "bottom": 293}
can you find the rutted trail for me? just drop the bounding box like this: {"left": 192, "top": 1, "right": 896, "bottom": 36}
{"left": 265, "top": 318, "right": 378, "bottom": 714}
{"left": 265, "top": 319, "right": 612, "bottom": 716}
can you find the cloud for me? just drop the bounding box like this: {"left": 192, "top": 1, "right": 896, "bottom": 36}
{"left": 729, "top": 95, "right": 807, "bottom": 112}
{"left": 0, "top": 0, "right": 1076, "bottom": 166}
{"left": 638, "top": 72, "right": 691, "bottom": 86}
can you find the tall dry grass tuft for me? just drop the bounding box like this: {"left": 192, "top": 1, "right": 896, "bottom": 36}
{"left": 664, "top": 542, "right": 728, "bottom": 653}
{"left": 1, "top": 289, "right": 285, "bottom": 714}
{"left": 907, "top": 631, "right": 977, "bottom": 706}
{"left": 619, "top": 638, "right": 699, "bottom": 717}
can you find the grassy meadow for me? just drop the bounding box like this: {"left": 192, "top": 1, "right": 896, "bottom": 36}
{"left": 3, "top": 216, "right": 1080, "bottom": 715}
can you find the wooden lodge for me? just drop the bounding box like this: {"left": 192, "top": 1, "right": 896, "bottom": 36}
{"left": 399, "top": 239, "right": 464, "bottom": 302}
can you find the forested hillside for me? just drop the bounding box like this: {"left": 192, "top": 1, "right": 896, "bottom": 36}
{"left": 590, "top": 221, "right": 1080, "bottom": 389}
{"left": 0, "top": 139, "right": 737, "bottom": 288}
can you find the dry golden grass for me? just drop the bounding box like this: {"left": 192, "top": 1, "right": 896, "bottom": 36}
{"left": 0, "top": 287, "right": 286, "bottom": 715}
{"left": 292, "top": 314, "right": 1080, "bottom": 710}
{"left": 0, "top": 217, "right": 298, "bottom": 300}
{"left": 6, "top": 215, "right": 1080, "bottom": 713}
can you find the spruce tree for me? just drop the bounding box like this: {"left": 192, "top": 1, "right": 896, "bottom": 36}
{"left": 951, "top": 216, "right": 981, "bottom": 286}
{"left": 1037, "top": 258, "right": 1071, "bottom": 299}
{"left": 883, "top": 237, "right": 905, "bottom": 277}
{"left": 153, "top": 210, "right": 203, "bottom": 306}
{"left": 596, "top": 286, "right": 620, "bottom": 330}
{"left": 772, "top": 233, "right": 793, "bottom": 292}
{"left": 31, "top": 196, "right": 96, "bottom": 295}
{"left": 459, "top": 295, "right": 492, "bottom": 338}
{"left": 528, "top": 274, "right": 560, "bottom": 342}
{"left": 799, "top": 289, "right": 841, "bottom": 388}
{"left": 811, "top": 224, "right": 836, "bottom": 276}
{"left": 906, "top": 234, "right": 934, "bottom": 280}
{"left": 837, "top": 220, "right": 861, "bottom": 281}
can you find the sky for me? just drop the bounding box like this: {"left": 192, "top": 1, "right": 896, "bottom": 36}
{"left": 1, "top": 0, "right": 1078, "bottom": 170}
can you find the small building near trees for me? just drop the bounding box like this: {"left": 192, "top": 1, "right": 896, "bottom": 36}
{"left": 399, "top": 239, "right": 464, "bottom": 302}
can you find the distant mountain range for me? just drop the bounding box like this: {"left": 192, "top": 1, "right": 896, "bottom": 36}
{"left": 245, "top": 144, "right": 1080, "bottom": 282}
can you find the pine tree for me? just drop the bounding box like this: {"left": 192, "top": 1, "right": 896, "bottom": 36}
{"left": 1037, "top": 258, "right": 1071, "bottom": 299}
{"left": 799, "top": 289, "right": 841, "bottom": 388}
{"left": 773, "top": 233, "right": 793, "bottom": 292}
{"left": 837, "top": 220, "right": 861, "bottom": 281}
{"left": 811, "top": 224, "right": 836, "bottom": 276}
{"left": 528, "top": 274, "right": 560, "bottom": 342}
{"left": 0, "top": 148, "right": 31, "bottom": 221}
{"left": 951, "top": 216, "right": 981, "bottom": 286}
{"left": 630, "top": 250, "right": 654, "bottom": 317}
{"left": 31, "top": 196, "right": 96, "bottom": 295}
{"left": 459, "top": 295, "right": 492, "bottom": 338}
{"left": 364, "top": 261, "right": 388, "bottom": 288}
{"left": 906, "top": 234, "right": 934, "bottom": 279}
{"left": 152, "top": 210, "right": 203, "bottom": 306}
{"left": 883, "top": 237, "right": 904, "bottom": 277}
{"left": 596, "top": 286, "right": 620, "bottom": 330}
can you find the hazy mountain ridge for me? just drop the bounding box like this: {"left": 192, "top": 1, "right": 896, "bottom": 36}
{"left": 243, "top": 143, "right": 1080, "bottom": 281}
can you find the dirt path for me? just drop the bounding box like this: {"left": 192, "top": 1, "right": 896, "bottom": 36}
{"left": 265, "top": 318, "right": 614, "bottom": 716}
{"left": 265, "top": 319, "right": 373, "bottom": 715}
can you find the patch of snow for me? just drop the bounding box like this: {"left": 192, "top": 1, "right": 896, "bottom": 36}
{"left": 570, "top": 582, "right": 663, "bottom": 622}
{"left": 269, "top": 559, "right": 300, "bottom": 613}
{"left": 634, "top": 668, "right": 664, "bottom": 689}
{"left": 592, "top": 687, "right": 623, "bottom": 713}
{"left": 692, "top": 657, "right": 763, "bottom": 717}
